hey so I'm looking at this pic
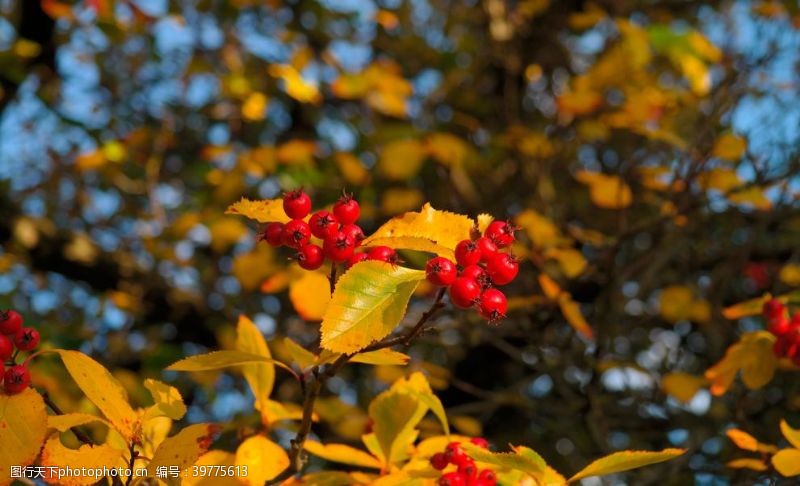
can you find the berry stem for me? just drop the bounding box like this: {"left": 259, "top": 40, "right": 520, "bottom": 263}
{"left": 328, "top": 263, "right": 337, "bottom": 295}
{"left": 42, "top": 392, "right": 94, "bottom": 445}
{"left": 11, "top": 349, "right": 19, "bottom": 363}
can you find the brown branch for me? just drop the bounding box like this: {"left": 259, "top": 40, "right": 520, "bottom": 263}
{"left": 124, "top": 442, "right": 138, "bottom": 486}
{"left": 41, "top": 392, "right": 94, "bottom": 445}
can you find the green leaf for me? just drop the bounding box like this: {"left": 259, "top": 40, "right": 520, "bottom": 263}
{"left": 320, "top": 261, "right": 424, "bottom": 354}
{"left": 368, "top": 389, "right": 425, "bottom": 465}
{"left": 284, "top": 337, "right": 317, "bottom": 369}
{"left": 568, "top": 448, "right": 686, "bottom": 482}
{"left": 392, "top": 372, "right": 449, "bottom": 437}
{"left": 460, "top": 443, "right": 546, "bottom": 479}
{"left": 166, "top": 350, "right": 294, "bottom": 375}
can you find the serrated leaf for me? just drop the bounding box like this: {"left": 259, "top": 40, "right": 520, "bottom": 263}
{"left": 47, "top": 413, "right": 111, "bottom": 433}
{"left": 225, "top": 197, "right": 289, "bottom": 223}
{"left": 40, "top": 437, "right": 126, "bottom": 486}
{"left": 320, "top": 261, "right": 424, "bottom": 354}
{"left": 143, "top": 379, "right": 186, "bottom": 421}
{"left": 304, "top": 441, "right": 382, "bottom": 469}
{"left": 0, "top": 388, "right": 48, "bottom": 484}
{"left": 460, "top": 443, "right": 546, "bottom": 478}
{"left": 184, "top": 451, "right": 240, "bottom": 486}
{"left": 166, "top": 350, "right": 293, "bottom": 375}
{"left": 361, "top": 203, "right": 474, "bottom": 259}
{"left": 350, "top": 349, "right": 410, "bottom": 365}
{"left": 236, "top": 315, "right": 276, "bottom": 416}
{"left": 235, "top": 435, "right": 290, "bottom": 485}
{"left": 568, "top": 448, "right": 686, "bottom": 482}
{"left": 705, "top": 331, "right": 777, "bottom": 396}
{"left": 146, "top": 423, "right": 220, "bottom": 483}
{"left": 773, "top": 448, "right": 800, "bottom": 477}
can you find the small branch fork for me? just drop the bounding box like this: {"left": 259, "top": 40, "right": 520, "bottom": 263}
{"left": 268, "top": 287, "right": 447, "bottom": 485}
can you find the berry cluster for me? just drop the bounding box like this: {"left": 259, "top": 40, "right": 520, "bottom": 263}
{"left": 764, "top": 299, "right": 800, "bottom": 362}
{"left": 429, "top": 439, "right": 497, "bottom": 486}
{"left": 425, "top": 221, "right": 519, "bottom": 323}
{"left": 0, "top": 310, "right": 39, "bottom": 395}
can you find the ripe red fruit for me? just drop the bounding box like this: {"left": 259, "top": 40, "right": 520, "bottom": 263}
{"left": 478, "top": 469, "right": 497, "bottom": 485}
{"left": 470, "top": 437, "right": 490, "bottom": 449}
{"left": 430, "top": 452, "right": 449, "bottom": 470}
{"left": 479, "top": 289, "right": 508, "bottom": 321}
{"left": 261, "top": 222, "right": 285, "bottom": 247}
{"left": 323, "top": 232, "right": 356, "bottom": 262}
{"left": 455, "top": 240, "right": 482, "bottom": 267}
{"left": 485, "top": 253, "right": 519, "bottom": 285}
{"left": 13, "top": 328, "right": 40, "bottom": 352}
{"left": 333, "top": 193, "right": 360, "bottom": 224}
{"left": 763, "top": 299, "right": 785, "bottom": 320}
{"left": 283, "top": 189, "right": 312, "bottom": 219}
{"left": 297, "top": 245, "right": 325, "bottom": 271}
{"left": 438, "top": 472, "right": 466, "bottom": 486}
{"left": 457, "top": 459, "right": 478, "bottom": 477}
{"left": 4, "top": 365, "right": 30, "bottom": 394}
{"left": 461, "top": 265, "right": 491, "bottom": 289}
{"left": 309, "top": 211, "right": 339, "bottom": 239}
{"left": 0, "top": 310, "right": 23, "bottom": 335}
{"left": 475, "top": 237, "right": 498, "bottom": 261}
{"left": 484, "top": 220, "right": 517, "bottom": 248}
{"left": 769, "top": 316, "right": 792, "bottom": 337}
{"left": 368, "top": 246, "right": 398, "bottom": 264}
{"left": 346, "top": 252, "right": 369, "bottom": 268}
{"left": 0, "top": 334, "right": 12, "bottom": 361}
{"left": 340, "top": 224, "right": 365, "bottom": 246}
{"left": 426, "top": 257, "right": 457, "bottom": 286}
{"left": 449, "top": 278, "right": 481, "bottom": 308}
{"left": 282, "top": 220, "right": 312, "bottom": 249}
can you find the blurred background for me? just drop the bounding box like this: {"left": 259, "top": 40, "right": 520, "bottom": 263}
{"left": 1, "top": 0, "right": 800, "bottom": 483}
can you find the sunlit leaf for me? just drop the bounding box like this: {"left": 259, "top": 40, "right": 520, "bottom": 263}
{"left": 368, "top": 389, "right": 424, "bottom": 465}
{"left": 379, "top": 139, "right": 427, "bottom": 180}
{"left": 558, "top": 294, "right": 594, "bottom": 340}
{"left": 166, "top": 350, "right": 293, "bottom": 375}
{"left": 712, "top": 134, "right": 747, "bottom": 161}
{"left": 146, "top": 423, "right": 220, "bottom": 481}
{"left": 47, "top": 413, "right": 111, "bottom": 433}
{"left": 661, "top": 372, "right": 706, "bottom": 404}
{"left": 184, "top": 451, "right": 240, "bottom": 486}
{"left": 575, "top": 170, "right": 633, "bottom": 209}
{"left": 772, "top": 448, "right": 800, "bottom": 477}
{"left": 568, "top": 448, "right": 686, "bottom": 482}
{"left": 350, "top": 349, "right": 411, "bottom": 366}
{"left": 780, "top": 420, "right": 800, "bottom": 449}
{"left": 0, "top": 388, "right": 48, "bottom": 484}
{"left": 284, "top": 337, "right": 317, "bottom": 369}
{"left": 289, "top": 270, "right": 332, "bottom": 320}
{"left": 236, "top": 314, "right": 276, "bottom": 417}
{"left": 726, "top": 429, "right": 760, "bottom": 452}
{"left": 723, "top": 295, "right": 769, "bottom": 320}
{"left": 143, "top": 379, "right": 186, "bottom": 421}
{"left": 726, "top": 458, "right": 768, "bottom": 472}
{"left": 304, "top": 441, "right": 382, "bottom": 469}
{"left": 40, "top": 437, "right": 125, "bottom": 486}
{"left": 235, "top": 435, "right": 290, "bottom": 485}
{"left": 460, "top": 443, "right": 546, "bottom": 479}
{"left": 705, "top": 331, "right": 777, "bottom": 395}
{"left": 225, "top": 198, "right": 290, "bottom": 223}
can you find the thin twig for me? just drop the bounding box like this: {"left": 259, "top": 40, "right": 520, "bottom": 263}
{"left": 41, "top": 392, "right": 93, "bottom": 445}
{"left": 124, "top": 442, "right": 138, "bottom": 486}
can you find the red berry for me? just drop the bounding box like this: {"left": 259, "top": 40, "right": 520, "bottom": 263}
{"left": 0, "top": 362, "right": 3, "bottom": 384}
{"left": 340, "top": 224, "right": 365, "bottom": 246}
{"left": 261, "top": 222, "right": 285, "bottom": 247}
{"left": 769, "top": 316, "right": 792, "bottom": 337}
{"left": 484, "top": 220, "right": 517, "bottom": 248}
{"left": 368, "top": 246, "right": 398, "bottom": 264}
{"left": 438, "top": 472, "right": 466, "bottom": 486}
{"left": 346, "top": 252, "right": 369, "bottom": 268}
{"left": 0, "top": 335, "right": 12, "bottom": 361}
{"left": 457, "top": 459, "right": 478, "bottom": 477}
{"left": 455, "top": 240, "right": 482, "bottom": 267}
{"left": 323, "top": 232, "right": 356, "bottom": 262}
{"left": 444, "top": 442, "right": 469, "bottom": 465}
{"left": 333, "top": 192, "right": 361, "bottom": 224}
{"left": 0, "top": 310, "right": 23, "bottom": 335}
{"left": 478, "top": 469, "right": 497, "bottom": 485}
{"left": 479, "top": 289, "right": 508, "bottom": 321}
{"left": 470, "top": 437, "right": 490, "bottom": 449}
{"left": 430, "top": 452, "right": 449, "bottom": 470}
{"left": 297, "top": 245, "right": 324, "bottom": 271}
{"left": 283, "top": 189, "right": 312, "bottom": 220}
{"left": 3, "top": 365, "right": 30, "bottom": 394}
{"left": 485, "top": 253, "right": 519, "bottom": 285}
{"left": 13, "top": 328, "right": 39, "bottom": 352}
{"left": 449, "top": 278, "right": 481, "bottom": 308}
{"left": 309, "top": 211, "right": 339, "bottom": 239}
{"left": 282, "top": 220, "right": 312, "bottom": 249}
{"left": 475, "top": 237, "right": 498, "bottom": 262}
{"left": 763, "top": 299, "right": 785, "bottom": 320}
{"left": 461, "top": 265, "right": 491, "bottom": 289}
{"left": 426, "top": 257, "right": 458, "bottom": 286}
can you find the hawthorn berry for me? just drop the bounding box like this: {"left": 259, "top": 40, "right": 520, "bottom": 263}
{"left": 0, "top": 334, "right": 12, "bottom": 361}
{"left": 426, "top": 257, "right": 457, "bottom": 286}
{"left": 457, "top": 459, "right": 478, "bottom": 477}
{"left": 449, "top": 278, "right": 481, "bottom": 308}
{"left": 461, "top": 264, "right": 491, "bottom": 289}
{"left": 283, "top": 189, "right": 312, "bottom": 220}
{"left": 769, "top": 316, "right": 792, "bottom": 337}
{"left": 438, "top": 472, "right": 466, "bottom": 486}
{"left": 479, "top": 289, "right": 508, "bottom": 321}
{"left": 13, "top": 328, "right": 40, "bottom": 352}
{"left": 368, "top": 246, "right": 398, "bottom": 264}
{"left": 484, "top": 220, "right": 517, "bottom": 248}
{"left": 261, "top": 222, "right": 285, "bottom": 247}
{"left": 333, "top": 192, "right": 360, "bottom": 224}
{"left": 475, "top": 237, "right": 498, "bottom": 261}
{"left": 478, "top": 469, "right": 497, "bottom": 485}
{"left": 323, "top": 231, "right": 356, "bottom": 262}
{"left": 430, "top": 452, "right": 449, "bottom": 470}
{"left": 346, "top": 252, "right": 369, "bottom": 268}
{"left": 340, "top": 224, "right": 365, "bottom": 246}
{"left": 764, "top": 298, "right": 785, "bottom": 320}
{"left": 282, "top": 220, "right": 312, "bottom": 249}
{"left": 3, "top": 365, "right": 30, "bottom": 394}
{"left": 455, "top": 240, "right": 482, "bottom": 267}
{"left": 297, "top": 245, "right": 325, "bottom": 271}
{"left": 0, "top": 310, "right": 23, "bottom": 335}
{"left": 309, "top": 211, "right": 339, "bottom": 239}
{"left": 470, "top": 437, "right": 490, "bottom": 449}
{"left": 485, "top": 253, "right": 519, "bottom": 286}
{"left": 444, "top": 442, "right": 469, "bottom": 466}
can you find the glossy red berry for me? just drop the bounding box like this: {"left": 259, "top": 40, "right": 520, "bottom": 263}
{"left": 430, "top": 452, "right": 449, "bottom": 470}
{"left": 368, "top": 246, "right": 398, "bottom": 264}
{"left": 470, "top": 437, "right": 490, "bottom": 449}
{"left": 764, "top": 299, "right": 785, "bottom": 320}
{"left": 323, "top": 232, "right": 356, "bottom": 262}
{"left": 455, "top": 240, "right": 482, "bottom": 267}
{"left": 4, "top": 365, "right": 30, "bottom": 394}
{"left": 346, "top": 252, "right": 369, "bottom": 268}
{"left": 457, "top": 459, "right": 478, "bottom": 477}
{"left": 449, "top": 278, "right": 481, "bottom": 308}
{"left": 426, "top": 257, "right": 457, "bottom": 286}
{"left": 13, "top": 328, "right": 40, "bottom": 352}
{"left": 0, "top": 334, "right": 12, "bottom": 361}
{"left": 282, "top": 220, "right": 312, "bottom": 249}
{"left": 438, "top": 472, "right": 466, "bottom": 486}
{"left": 261, "top": 222, "right": 285, "bottom": 247}
{"left": 769, "top": 316, "right": 792, "bottom": 337}
{"left": 0, "top": 310, "right": 23, "bottom": 335}
{"left": 486, "top": 253, "right": 519, "bottom": 285}
{"left": 340, "top": 224, "right": 365, "bottom": 246}
{"left": 475, "top": 237, "right": 498, "bottom": 262}
{"left": 484, "top": 220, "right": 517, "bottom": 248}
{"left": 461, "top": 265, "right": 491, "bottom": 289}
{"left": 309, "top": 211, "right": 339, "bottom": 239}
{"left": 478, "top": 469, "right": 497, "bottom": 485}
{"left": 333, "top": 192, "right": 360, "bottom": 224}
{"left": 283, "top": 189, "right": 312, "bottom": 219}
{"left": 297, "top": 245, "right": 325, "bottom": 271}
{"left": 479, "top": 289, "right": 508, "bottom": 321}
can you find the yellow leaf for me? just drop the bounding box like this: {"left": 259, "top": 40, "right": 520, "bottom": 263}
{"left": 559, "top": 294, "right": 594, "bottom": 340}
{"left": 781, "top": 420, "right": 800, "bottom": 449}
{"left": 226, "top": 197, "right": 290, "bottom": 223}
{"left": 351, "top": 349, "right": 410, "bottom": 366}
{"left": 269, "top": 65, "right": 322, "bottom": 104}
{"left": 209, "top": 218, "right": 248, "bottom": 253}
{"left": 379, "top": 139, "right": 427, "bottom": 180}
{"left": 0, "top": 388, "right": 48, "bottom": 484}
{"left": 678, "top": 54, "right": 711, "bottom": 95}
{"left": 335, "top": 152, "right": 370, "bottom": 186}
{"left": 369, "top": 389, "right": 425, "bottom": 464}
{"left": 772, "top": 448, "right": 800, "bottom": 477}
{"left": 391, "top": 372, "right": 450, "bottom": 436}
{"left": 726, "top": 458, "right": 768, "bottom": 472}
{"left": 236, "top": 315, "right": 276, "bottom": 415}
{"left": 538, "top": 273, "right": 563, "bottom": 300}
{"left": 233, "top": 245, "right": 277, "bottom": 291}
{"left": 277, "top": 140, "right": 318, "bottom": 165}
{"left": 283, "top": 337, "right": 317, "bottom": 369}
{"left": 362, "top": 203, "right": 475, "bottom": 259}
{"left": 699, "top": 168, "right": 741, "bottom": 192}
{"left": 659, "top": 285, "right": 695, "bottom": 323}
{"left": 40, "top": 437, "right": 125, "bottom": 486}
{"left": 546, "top": 248, "right": 587, "bottom": 278}
{"left": 235, "top": 435, "right": 289, "bottom": 485}
{"left": 304, "top": 441, "right": 382, "bottom": 469}
{"left": 557, "top": 88, "right": 603, "bottom": 117}
{"left": 712, "top": 134, "right": 747, "bottom": 161}
{"left": 289, "top": 270, "right": 332, "bottom": 321}
{"left": 779, "top": 264, "right": 800, "bottom": 286}
{"left": 568, "top": 448, "right": 686, "bottom": 482}
{"left": 147, "top": 423, "right": 220, "bottom": 482}
{"left": 426, "top": 133, "right": 473, "bottom": 167}
{"left": 723, "top": 296, "right": 768, "bottom": 320}
{"left": 241, "top": 92, "right": 269, "bottom": 121}
{"left": 726, "top": 429, "right": 759, "bottom": 452}
{"left": 477, "top": 214, "right": 494, "bottom": 235}
{"left": 568, "top": 2, "right": 607, "bottom": 30}
{"left": 727, "top": 186, "right": 772, "bottom": 211}
{"left": 705, "top": 331, "right": 777, "bottom": 395}
{"left": 381, "top": 188, "right": 425, "bottom": 215}
{"left": 167, "top": 350, "right": 293, "bottom": 375}
{"left": 75, "top": 150, "right": 106, "bottom": 171}
{"left": 575, "top": 171, "right": 633, "bottom": 209}
{"left": 460, "top": 443, "right": 546, "bottom": 479}
{"left": 144, "top": 379, "right": 187, "bottom": 421}
{"left": 184, "top": 450, "right": 240, "bottom": 486}
{"left": 661, "top": 373, "right": 706, "bottom": 403}
{"left": 52, "top": 350, "right": 138, "bottom": 441}
{"left": 47, "top": 413, "right": 111, "bottom": 432}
